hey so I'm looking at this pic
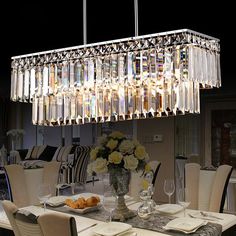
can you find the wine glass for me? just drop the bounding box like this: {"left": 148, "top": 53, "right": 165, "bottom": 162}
{"left": 38, "top": 183, "right": 52, "bottom": 211}
{"left": 103, "top": 187, "right": 117, "bottom": 222}
{"left": 177, "top": 188, "right": 191, "bottom": 217}
{"left": 163, "top": 179, "right": 175, "bottom": 204}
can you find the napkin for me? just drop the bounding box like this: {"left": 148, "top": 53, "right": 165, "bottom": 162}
{"left": 156, "top": 204, "right": 183, "bottom": 214}
{"left": 163, "top": 217, "right": 207, "bottom": 234}
{"left": 47, "top": 196, "right": 67, "bottom": 206}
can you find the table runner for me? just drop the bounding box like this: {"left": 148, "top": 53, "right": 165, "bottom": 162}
{"left": 49, "top": 206, "right": 222, "bottom": 236}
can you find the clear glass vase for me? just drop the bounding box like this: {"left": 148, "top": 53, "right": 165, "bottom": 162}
{"left": 109, "top": 168, "right": 136, "bottom": 221}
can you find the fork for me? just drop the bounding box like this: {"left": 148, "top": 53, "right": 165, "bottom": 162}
{"left": 200, "top": 211, "right": 223, "bottom": 220}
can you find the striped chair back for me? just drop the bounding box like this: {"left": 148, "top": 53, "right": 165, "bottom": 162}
{"left": 73, "top": 146, "right": 91, "bottom": 184}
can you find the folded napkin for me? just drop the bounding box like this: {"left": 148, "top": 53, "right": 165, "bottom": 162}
{"left": 47, "top": 196, "right": 67, "bottom": 206}
{"left": 156, "top": 204, "right": 183, "bottom": 214}
{"left": 163, "top": 217, "right": 207, "bottom": 234}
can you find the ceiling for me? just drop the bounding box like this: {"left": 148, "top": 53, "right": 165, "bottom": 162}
{"left": 0, "top": 0, "right": 235, "bottom": 98}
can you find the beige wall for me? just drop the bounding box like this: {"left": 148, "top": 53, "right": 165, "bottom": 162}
{"left": 137, "top": 117, "right": 175, "bottom": 203}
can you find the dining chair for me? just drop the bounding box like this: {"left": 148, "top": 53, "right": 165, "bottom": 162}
{"left": 185, "top": 163, "right": 233, "bottom": 212}
{"left": 2, "top": 200, "right": 43, "bottom": 236}
{"left": 42, "top": 161, "right": 61, "bottom": 196}
{"left": 129, "top": 160, "right": 161, "bottom": 200}
{"left": 4, "top": 165, "right": 30, "bottom": 208}
{"left": 37, "top": 212, "right": 77, "bottom": 236}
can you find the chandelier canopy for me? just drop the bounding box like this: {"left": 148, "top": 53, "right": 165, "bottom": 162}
{"left": 10, "top": 29, "right": 221, "bottom": 126}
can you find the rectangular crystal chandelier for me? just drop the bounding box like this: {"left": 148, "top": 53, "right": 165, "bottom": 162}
{"left": 10, "top": 29, "right": 221, "bottom": 126}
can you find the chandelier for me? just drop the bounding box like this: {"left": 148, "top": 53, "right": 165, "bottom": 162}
{"left": 10, "top": 29, "right": 220, "bottom": 126}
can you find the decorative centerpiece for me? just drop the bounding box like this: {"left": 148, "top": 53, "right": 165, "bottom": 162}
{"left": 87, "top": 131, "right": 152, "bottom": 221}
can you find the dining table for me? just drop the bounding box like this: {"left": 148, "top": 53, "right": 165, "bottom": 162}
{"left": 1, "top": 190, "right": 236, "bottom": 236}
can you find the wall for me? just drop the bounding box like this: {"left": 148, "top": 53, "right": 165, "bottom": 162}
{"left": 136, "top": 117, "right": 175, "bottom": 203}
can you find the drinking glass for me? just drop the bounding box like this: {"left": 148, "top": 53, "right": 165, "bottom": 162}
{"left": 38, "top": 183, "right": 52, "bottom": 211}
{"left": 103, "top": 188, "right": 116, "bottom": 222}
{"left": 163, "top": 179, "right": 175, "bottom": 204}
{"left": 177, "top": 188, "right": 191, "bottom": 217}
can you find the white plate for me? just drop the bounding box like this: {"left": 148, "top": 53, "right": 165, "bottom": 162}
{"left": 92, "top": 222, "right": 132, "bottom": 236}
{"left": 47, "top": 196, "right": 67, "bottom": 206}
{"left": 64, "top": 203, "right": 102, "bottom": 214}
{"left": 163, "top": 217, "right": 207, "bottom": 234}
{"left": 156, "top": 204, "right": 183, "bottom": 214}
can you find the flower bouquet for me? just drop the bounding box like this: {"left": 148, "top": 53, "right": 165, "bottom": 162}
{"left": 87, "top": 131, "right": 152, "bottom": 220}
{"left": 88, "top": 131, "right": 150, "bottom": 175}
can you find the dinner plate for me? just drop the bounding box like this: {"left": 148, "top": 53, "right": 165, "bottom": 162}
{"left": 156, "top": 204, "right": 183, "bottom": 214}
{"left": 47, "top": 196, "right": 67, "bottom": 207}
{"left": 163, "top": 217, "right": 207, "bottom": 234}
{"left": 92, "top": 222, "right": 132, "bottom": 236}
{"left": 64, "top": 203, "right": 102, "bottom": 214}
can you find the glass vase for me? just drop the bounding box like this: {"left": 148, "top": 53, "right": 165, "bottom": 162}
{"left": 109, "top": 168, "right": 136, "bottom": 221}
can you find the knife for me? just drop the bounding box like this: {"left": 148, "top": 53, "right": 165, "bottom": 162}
{"left": 77, "top": 223, "right": 98, "bottom": 233}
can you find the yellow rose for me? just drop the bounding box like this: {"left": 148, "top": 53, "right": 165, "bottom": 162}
{"left": 93, "top": 158, "right": 108, "bottom": 174}
{"left": 87, "top": 162, "right": 94, "bottom": 176}
{"left": 145, "top": 163, "right": 151, "bottom": 172}
{"left": 109, "top": 131, "right": 124, "bottom": 139}
{"left": 97, "top": 134, "right": 108, "bottom": 145}
{"left": 142, "top": 179, "right": 149, "bottom": 190}
{"left": 108, "top": 151, "right": 123, "bottom": 164}
{"left": 134, "top": 145, "right": 147, "bottom": 160}
{"left": 90, "top": 147, "right": 99, "bottom": 161}
{"left": 119, "top": 140, "right": 135, "bottom": 154}
{"left": 123, "top": 154, "right": 138, "bottom": 170}
{"left": 106, "top": 139, "right": 118, "bottom": 150}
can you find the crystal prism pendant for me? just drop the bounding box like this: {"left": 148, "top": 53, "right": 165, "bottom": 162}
{"left": 30, "top": 68, "right": 36, "bottom": 102}
{"left": 43, "top": 65, "right": 49, "bottom": 96}
{"left": 57, "top": 95, "right": 63, "bottom": 125}
{"left": 38, "top": 97, "right": 44, "bottom": 125}
{"left": 24, "top": 69, "right": 30, "bottom": 102}
{"left": 118, "top": 86, "right": 125, "bottom": 120}
{"left": 56, "top": 63, "right": 62, "bottom": 94}
{"left": 49, "top": 64, "right": 55, "bottom": 95}
{"left": 11, "top": 68, "right": 17, "bottom": 101}
{"left": 90, "top": 89, "right": 97, "bottom": 122}
{"left": 50, "top": 95, "right": 57, "bottom": 125}
{"left": 134, "top": 86, "right": 142, "bottom": 118}
{"left": 75, "top": 60, "right": 83, "bottom": 88}
{"left": 36, "top": 66, "right": 43, "bottom": 98}
{"left": 103, "top": 88, "right": 111, "bottom": 122}
{"left": 126, "top": 86, "right": 134, "bottom": 119}
{"left": 69, "top": 61, "right": 75, "bottom": 88}
{"left": 111, "top": 87, "right": 119, "bottom": 121}
{"left": 44, "top": 96, "right": 50, "bottom": 126}
{"left": 32, "top": 96, "right": 38, "bottom": 125}
{"left": 83, "top": 89, "right": 91, "bottom": 122}
{"left": 96, "top": 89, "right": 104, "bottom": 122}
{"left": 76, "top": 91, "right": 83, "bottom": 124}
{"left": 70, "top": 94, "right": 76, "bottom": 124}
{"left": 64, "top": 94, "right": 71, "bottom": 125}
{"left": 17, "top": 68, "right": 24, "bottom": 101}
{"left": 62, "top": 61, "right": 69, "bottom": 92}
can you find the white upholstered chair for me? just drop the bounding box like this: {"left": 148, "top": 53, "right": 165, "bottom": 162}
{"left": 2, "top": 200, "right": 43, "bottom": 236}
{"left": 38, "top": 212, "right": 77, "bottom": 236}
{"left": 4, "top": 165, "right": 30, "bottom": 208}
{"left": 185, "top": 163, "right": 233, "bottom": 212}
{"left": 2, "top": 200, "right": 77, "bottom": 236}
{"left": 43, "top": 161, "right": 61, "bottom": 196}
